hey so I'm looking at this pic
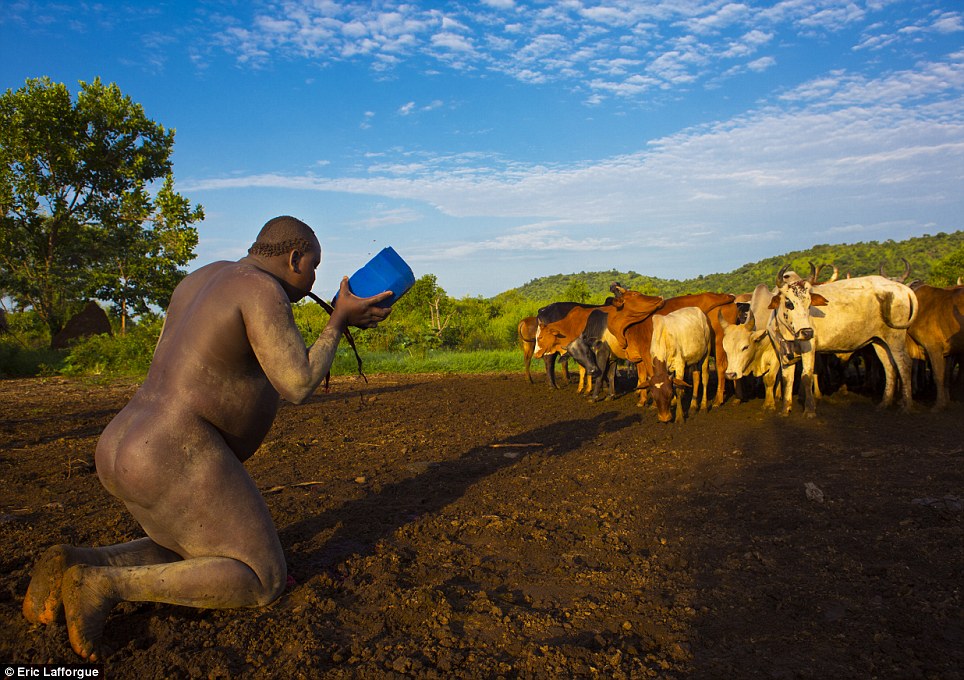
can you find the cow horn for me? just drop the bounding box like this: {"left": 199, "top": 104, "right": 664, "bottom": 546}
{"left": 807, "top": 261, "right": 818, "bottom": 284}
{"left": 746, "top": 309, "right": 756, "bottom": 331}
{"left": 899, "top": 257, "right": 911, "bottom": 283}
{"left": 717, "top": 309, "right": 729, "bottom": 330}
{"left": 827, "top": 265, "right": 839, "bottom": 283}
{"left": 776, "top": 264, "right": 790, "bottom": 287}
{"left": 958, "top": 276, "right": 963, "bottom": 286}
{"left": 879, "top": 258, "right": 912, "bottom": 282}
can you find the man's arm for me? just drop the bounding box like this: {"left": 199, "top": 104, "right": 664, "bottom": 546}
{"left": 243, "top": 275, "right": 333, "bottom": 404}
{"left": 245, "top": 275, "right": 392, "bottom": 404}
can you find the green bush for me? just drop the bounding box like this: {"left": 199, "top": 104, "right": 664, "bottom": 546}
{"left": 60, "top": 316, "right": 163, "bottom": 377}
{"left": 0, "top": 340, "right": 65, "bottom": 377}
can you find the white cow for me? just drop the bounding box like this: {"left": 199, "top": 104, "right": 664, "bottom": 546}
{"left": 720, "top": 284, "right": 782, "bottom": 410}
{"left": 640, "top": 307, "right": 712, "bottom": 423}
{"left": 768, "top": 264, "right": 918, "bottom": 417}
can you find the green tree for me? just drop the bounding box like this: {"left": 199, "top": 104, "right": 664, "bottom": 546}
{"left": 92, "top": 175, "right": 203, "bottom": 332}
{"left": 390, "top": 274, "right": 451, "bottom": 351}
{"left": 928, "top": 244, "right": 964, "bottom": 287}
{"left": 0, "top": 77, "right": 202, "bottom": 339}
{"left": 562, "top": 278, "right": 591, "bottom": 303}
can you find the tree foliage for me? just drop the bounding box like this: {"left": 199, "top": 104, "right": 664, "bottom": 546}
{"left": 927, "top": 244, "right": 964, "bottom": 287}
{"left": 0, "top": 77, "right": 203, "bottom": 338}
{"left": 511, "top": 231, "right": 964, "bottom": 301}
{"left": 354, "top": 230, "right": 964, "bottom": 355}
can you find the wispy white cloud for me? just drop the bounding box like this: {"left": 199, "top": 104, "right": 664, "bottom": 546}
{"left": 855, "top": 10, "right": 964, "bottom": 51}
{"left": 430, "top": 220, "right": 621, "bottom": 259}
{"left": 187, "top": 53, "right": 963, "bottom": 256}
{"left": 196, "top": 0, "right": 951, "bottom": 102}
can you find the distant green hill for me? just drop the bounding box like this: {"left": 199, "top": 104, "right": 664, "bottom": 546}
{"left": 501, "top": 230, "right": 964, "bottom": 303}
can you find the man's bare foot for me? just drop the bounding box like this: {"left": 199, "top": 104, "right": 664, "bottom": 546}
{"left": 23, "top": 545, "right": 79, "bottom": 624}
{"left": 62, "top": 565, "right": 118, "bottom": 661}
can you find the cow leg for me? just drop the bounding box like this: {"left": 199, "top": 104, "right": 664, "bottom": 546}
{"left": 813, "top": 360, "right": 823, "bottom": 400}
{"left": 800, "top": 373, "right": 815, "bottom": 418}
{"left": 733, "top": 376, "right": 752, "bottom": 404}
{"left": 923, "top": 343, "right": 948, "bottom": 411}
{"left": 577, "top": 365, "right": 587, "bottom": 393}
{"left": 800, "top": 351, "right": 817, "bottom": 418}
{"left": 780, "top": 363, "right": 796, "bottom": 416}
{"left": 543, "top": 354, "right": 559, "bottom": 389}
{"left": 588, "top": 372, "right": 604, "bottom": 401}
{"left": 894, "top": 340, "right": 915, "bottom": 413}
{"left": 523, "top": 343, "right": 534, "bottom": 383}
{"left": 560, "top": 355, "right": 571, "bottom": 386}
{"left": 698, "top": 359, "right": 710, "bottom": 413}
{"left": 711, "top": 336, "right": 726, "bottom": 407}
{"left": 588, "top": 350, "right": 612, "bottom": 402}
{"left": 675, "top": 383, "right": 686, "bottom": 424}
{"left": 882, "top": 335, "right": 915, "bottom": 412}
{"left": 870, "top": 341, "right": 900, "bottom": 409}
{"left": 763, "top": 371, "right": 777, "bottom": 410}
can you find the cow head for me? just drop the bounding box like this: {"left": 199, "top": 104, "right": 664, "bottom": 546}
{"left": 720, "top": 310, "right": 769, "bottom": 380}
{"left": 533, "top": 321, "right": 568, "bottom": 358}
{"left": 638, "top": 357, "right": 689, "bottom": 423}
{"left": 566, "top": 336, "right": 604, "bottom": 379}
{"left": 768, "top": 263, "right": 828, "bottom": 346}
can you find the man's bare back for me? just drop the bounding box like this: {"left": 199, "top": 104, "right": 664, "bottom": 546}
{"left": 22, "top": 217, "right": 392, "bottom": 660}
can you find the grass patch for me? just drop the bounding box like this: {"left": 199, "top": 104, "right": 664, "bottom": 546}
{"left": 330, "top": 348, "right": 523, "bottom": 376}
{"left": 1, "top": 336, "right": 525, "bottom": 380}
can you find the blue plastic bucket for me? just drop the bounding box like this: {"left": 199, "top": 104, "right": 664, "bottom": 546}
{"left": 333, "top": 246, "right": 415, "bottom": 308}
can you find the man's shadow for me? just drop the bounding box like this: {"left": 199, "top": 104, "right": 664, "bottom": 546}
{"left": 280, "top": 411, "right": 637, "bottom": 577}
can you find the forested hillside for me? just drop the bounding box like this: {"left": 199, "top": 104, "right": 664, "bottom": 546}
{"left": 505, "top": 230, "right": 964, "bottom": 303}
{"left": 4, "top": 231, "right": 962, "bottom": 376}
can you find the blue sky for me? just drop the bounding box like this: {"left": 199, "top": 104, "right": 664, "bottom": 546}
{"left": 3, "top": 1, "right": 962, "bottom": 299}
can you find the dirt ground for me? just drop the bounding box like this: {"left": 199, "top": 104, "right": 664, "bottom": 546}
{"left": 0, "top": 369, "right": 961, "bottom": 679}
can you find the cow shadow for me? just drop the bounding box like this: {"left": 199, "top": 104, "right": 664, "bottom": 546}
{"left": 280, "top": 411, "right": 637, "bottom": 575}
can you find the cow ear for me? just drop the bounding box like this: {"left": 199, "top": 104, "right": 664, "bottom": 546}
{"left": 673, "top": 377, "right": 691, "bottom": 388}
{"left": 637, "top": 380, "right": 650, "bottom": 390}
{"left": 768, "top": 295, "right": 781, "bottom": 310}
{"left": 717, "top": 309, "right": 729, "bottom": 330}
{"left": 809, "top": 292, "right": 829, "bottom": 307}
{"left": 752, "top": 328, "right": 769, "bottom": 343}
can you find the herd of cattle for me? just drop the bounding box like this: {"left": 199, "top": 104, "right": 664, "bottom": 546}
{"left": 518, "top": 263, "right": 964, "bottom": 421}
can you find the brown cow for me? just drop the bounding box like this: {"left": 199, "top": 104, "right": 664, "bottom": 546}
{"left": 559, "top": 292, "right": 667, "bottom": 403}
{"left": 609, "top": 284, "right": 738, "bottom": 408}
{"left": 518, "top": 316, "right": 538, "bottom": 383}
{"left": 907, "top": 283, "right": 964, "bottom": 410}
{"left": 534, "top": 302, "right": 619, "bottom": 393}
{"left": 518, "top": 314, "right": 573, "bottom": 386}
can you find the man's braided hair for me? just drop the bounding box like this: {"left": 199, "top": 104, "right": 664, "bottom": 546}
{"left": 248, "top": 216, "right": 318, "bottom": 257}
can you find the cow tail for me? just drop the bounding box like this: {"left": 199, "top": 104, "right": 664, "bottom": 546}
{"left": 879, "top": 289, "right": 916, "bottom": 329}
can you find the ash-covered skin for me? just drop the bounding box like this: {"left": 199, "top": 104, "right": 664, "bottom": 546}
{"left": 22, "top": 216, "right": 392, "bottom": 660}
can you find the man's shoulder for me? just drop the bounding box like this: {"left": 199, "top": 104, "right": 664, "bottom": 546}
{"left": 192, "top": 260, "right": 277, "bottom": 287}
{"left": 177, "top": 261, "right": 284, "bottom": 308}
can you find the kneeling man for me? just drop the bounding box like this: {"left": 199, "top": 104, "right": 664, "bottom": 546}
{"left": 23, "top": 216, "right": 391, "bottom": 660}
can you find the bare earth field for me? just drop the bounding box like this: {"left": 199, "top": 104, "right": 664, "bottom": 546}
{"left": 0, "top": 372, "right": 961, "bottom": 679}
